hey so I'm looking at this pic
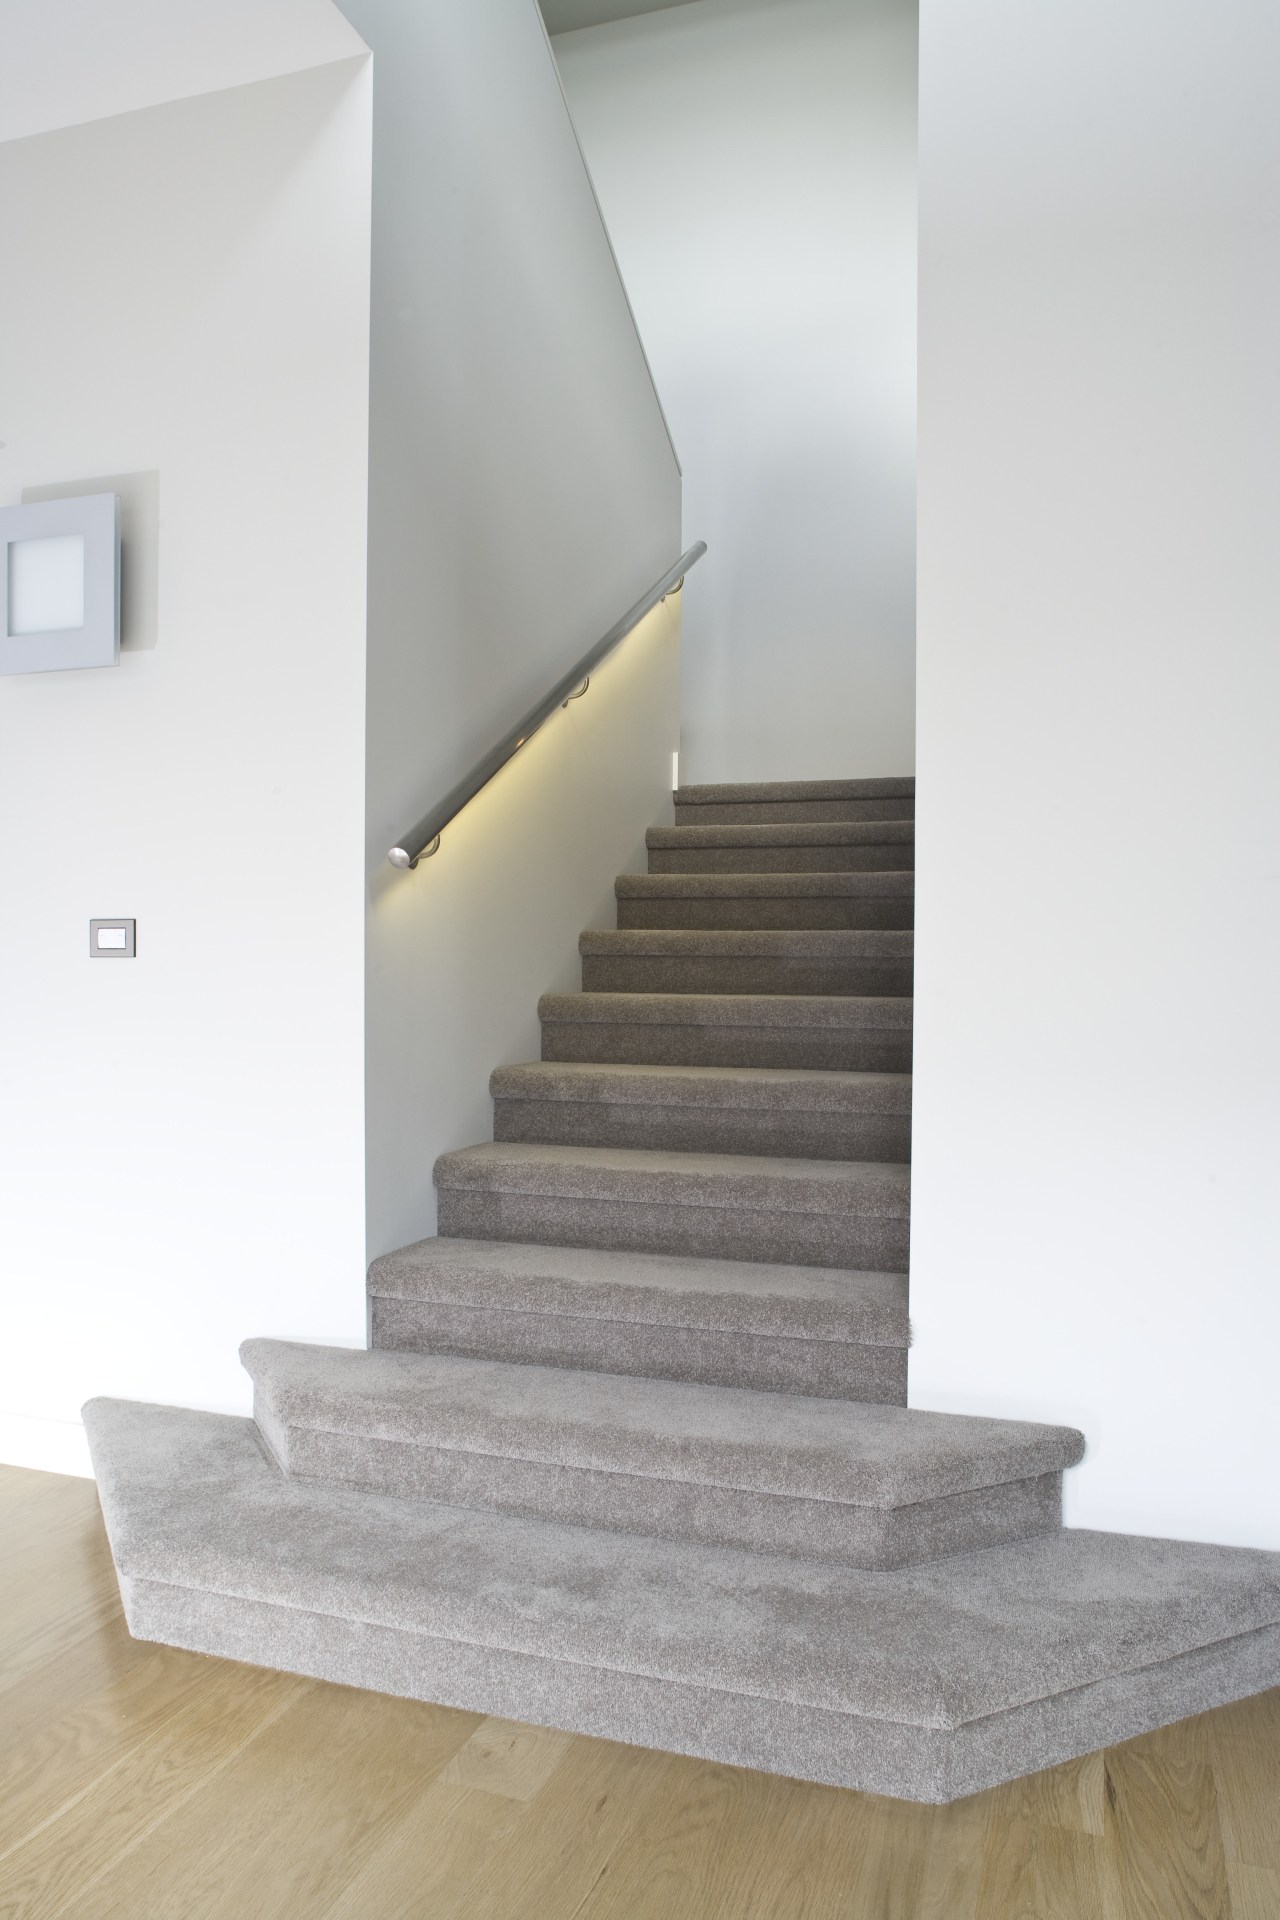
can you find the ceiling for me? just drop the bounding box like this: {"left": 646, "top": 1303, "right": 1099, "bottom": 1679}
{"left": 540, "top": 0, "right": 695, "bottom": 35}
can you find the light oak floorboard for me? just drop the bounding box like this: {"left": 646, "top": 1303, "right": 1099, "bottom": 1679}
{"left": 1, "top": 1464, "right": 1276, "bottom": 1920}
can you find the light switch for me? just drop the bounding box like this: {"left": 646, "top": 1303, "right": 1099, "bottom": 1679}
{"left": 90, "top": 919, "right": 135, "bottom": 958}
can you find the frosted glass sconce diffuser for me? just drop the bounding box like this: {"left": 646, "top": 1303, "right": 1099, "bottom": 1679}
{"left": 0, "top": 493, "right": 120, "bottom": 674}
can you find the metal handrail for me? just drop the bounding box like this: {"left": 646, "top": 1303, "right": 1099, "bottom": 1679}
{"left": 387, "top": 542, "right": 706, "bottom": 869}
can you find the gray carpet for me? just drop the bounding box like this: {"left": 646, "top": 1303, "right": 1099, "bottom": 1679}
{"left": 243, "top": 1336, "right": 1081, "bottom": 1567}
{"left": 83, "top": 771, "right": 1280, "bottom": 1800}
{"left": 537, "top": 991, "right": 914, "bottom": 1072}
{"left": 83, "top": 1400, "right": 1280, "bottom": 1803}
{"left": 579, "top": 926, "right": 916, "bottom": 997}
{"left": 491, "top": 1060, "right": 913, "bottom": 1161}
{"left": 368, "top": 1237, "right": 910, "bottom": 1402}
{"left": 646, "top": 820, "right": 915, "bottom": 874}
{"left": 615, "top": 870, "right": 916, "bottom": 931}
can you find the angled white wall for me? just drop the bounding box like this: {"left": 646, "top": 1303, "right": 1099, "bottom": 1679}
{"left": 911, "top": 0, "right": 1280, "bottom": 1546}
{"left": 0, "top": 0, "right": 364, "bottom": 143}
{"left": 0, "top": 61, "right": 373, "bottom": 1473}
{"left": 553, "top": 0, "right": 918, "bottom": 784}
{"left": 344, "top": 0, "right": 683, "bottom": 1260}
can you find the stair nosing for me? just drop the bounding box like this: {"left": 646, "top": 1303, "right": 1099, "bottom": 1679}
{"left": 616, "top": 871, "right": 916, "bottom": 897}
{"left": 434, "top": 1143, "right": 913, "bottom": 1218}
{"left": 371, "top": 1285, "right": 911, "bottom": 1349}
{"left": 675, "top": 779, "right": 917, "bottom": 803}
{"left": 538, "top": 992, "right": 915, "bottom": 1029}
{"left": 491, "top": 1061, "right": 913, "bottom": 1113}
{"left": 647, "top": 823, "right": 915, "bottom": 847}
{"left": 86, "top": 1404, "right": 1280, "bottom": 1742}
{"left": 367, "top": 1238, "right": 911, "bottom": 1348}
{"left": 254, "top": 1418, "right": 1066, "bottom": 1514}
{"left": 244, "top": 1341, "right": 1084, "bottom": 1508}
{"left": 580, "top": 928, "right": 915, "bottom": 953}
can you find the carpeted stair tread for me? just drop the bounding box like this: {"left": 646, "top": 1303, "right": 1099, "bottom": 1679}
{"left": 367, "top": 1236, "right": 909, "bottom": 1349}
{"left": 492, "top": 1060, "right": 912, "bottom": 1114}
{"left": 541, "top": 992, "right": 914, "bottom": 1034}
{"left": 619, "top": 872, "right": 914, "bottom": 899}
{"left": 368, "top": 1236, "right": 910, "bottom": 1404}
{"left": 678, "top": 779, "right": 916, "bottom": 804}
{"left": 435, "top": 1142, "right": 910, "bottom": 1216}
{"left": 242, "top": 1338, "right": 1078, "bottom": 1507}
{"left": 674, "top": 778, "right": 915, "bottom": 828}
{"left": 240, "top": 1339, "right": 1078, "bottom": 1568}
{"left": 82, "top": 1400, "right": 1280, "bottom": 1802}
{"left": 647, "top": 821, "right": 915, "bottom": 873}
{"left": 649, "top": 822, "right": 916, "bottom": 850}
{"left": 437, "top": 1136, "right": 909, "bottom": 1274}
{"left": 539, "top": 991, "right": 913, "bottom": 1070}
{"left": 434, "top": 1143, "right": 912, "bottom": 1271}
{"left": 491, "top": 1060, "right": 912, "bottom": 1161}
{"left": 616, "top": 870, "right": 914, "bottom": 931}
{"left": 580, "top": 928, "right": 914, "bottom": 997}
{"left": 583, "top": 929, "right": 914, "bottom": 958}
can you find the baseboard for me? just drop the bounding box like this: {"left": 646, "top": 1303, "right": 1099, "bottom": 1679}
{"left": 0, "top": 1410, "right": 94, "bottom": 1478}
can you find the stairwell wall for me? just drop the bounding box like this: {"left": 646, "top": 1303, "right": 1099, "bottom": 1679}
{"left": 552, "top": 0, "right": 918, "bottom": 785}
{"left": 348, "top": 0, "right": 683, "bottom": 1265}
{"left": 0, "top": 61, "right": 374, "bottom": 1474}
{"left": 911, "top": 0, "right": 1280, "bottom": 1547}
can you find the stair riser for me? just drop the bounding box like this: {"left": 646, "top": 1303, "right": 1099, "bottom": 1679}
{"left": 437, "top": 1190, "right": 910, "bottom": 1271}
{"left": 582, "top": 955, "right": 914, "bottom": 996}
{"left": 676, "top": 800, "right": 915, "bottom": 825}
{"left": 370, "top": 1296, "right": 909, "bottom": 1403}
{"left": 493, "top": 1100, "right": 912, "bottom": 1163}
{"left": 258, "top": 1398, "right": 1062, "bottom": 1571}
{"left": 618, "top": 898, "right": 915, "bottom": 932}
{"left": 119, "top": 1567, "right": 1280, "bottom": 1805}
{"left": 541, "top": 1022, "right": 913, "bottom": 1072}
{"left": 649, "top": 845, "right": 916, "bottom": 873}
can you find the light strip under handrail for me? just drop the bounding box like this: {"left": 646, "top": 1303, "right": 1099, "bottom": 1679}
{"left": 388, "top": 541, "right": 707, "bottom": 870}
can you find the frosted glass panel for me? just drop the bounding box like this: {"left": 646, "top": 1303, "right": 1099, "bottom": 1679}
{"left": 8, "top": 534, "right": 86, "bottom": 634}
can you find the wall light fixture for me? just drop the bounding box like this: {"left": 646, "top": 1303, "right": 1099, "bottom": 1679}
{"left": 0, "top": 493, "right": 120, "bottom": 675}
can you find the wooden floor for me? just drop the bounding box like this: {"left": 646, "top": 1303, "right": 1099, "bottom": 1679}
{"left": 1, "top": 1464, "right": 1276, "bottom": 1920}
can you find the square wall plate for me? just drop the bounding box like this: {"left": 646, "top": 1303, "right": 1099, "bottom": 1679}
{"left": 0, "top": 493, "right": 120, "bottom": 675}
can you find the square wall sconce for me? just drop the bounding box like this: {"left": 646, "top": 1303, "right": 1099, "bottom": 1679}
{"left": 0, "top": 493, "right": 120, "bottom": 675}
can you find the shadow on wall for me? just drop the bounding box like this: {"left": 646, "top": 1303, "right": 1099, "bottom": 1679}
{"left": 24, "top": 473, "right": 160, "bottom": 652}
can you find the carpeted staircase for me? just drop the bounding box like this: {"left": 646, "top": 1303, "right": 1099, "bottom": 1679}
{"left": 84, "top": 776, "right": 1280, "bottom": 1802}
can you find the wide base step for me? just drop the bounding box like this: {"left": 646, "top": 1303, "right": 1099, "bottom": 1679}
{"left": 434, "top": 1142, "right": 911, "bottom": 1271}
{"left": 491, "top": 1060, "right": 912, "bottom": 1162}
{"left": 83, "top": 1401, "right": 1280, "bottom": 1805}
{"left": 243, "top": 1339, "right": 1080, "bottom": 1569}
{"left": 539, "top": 992, "right": 914, "bottom": 1072}
{"left": 368, "top": 1237, "right": 910, "bottom": 1403}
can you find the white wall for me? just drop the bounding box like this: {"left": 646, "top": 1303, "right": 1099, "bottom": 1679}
{"left": 911, "top": 0, "right": 1280, "bottom": 1547}
{"left": 340, "top": 0, "right": 683, "bottom": 1260}
{"left": 0, "top": 61, "right": 373, "bottom": 1474}
{"left": 0, "top": 0, "right": 365, "bottom": 143}
{"left": 367, "top": 599, "right": 682, "bottom": 1259}
{"left": 553, "top": 0, "right": 917, "bottom": 783}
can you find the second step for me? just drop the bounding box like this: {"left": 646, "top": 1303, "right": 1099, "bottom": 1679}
{"left": 243, "top": 1340, "right": 1084, "bottom": 1570}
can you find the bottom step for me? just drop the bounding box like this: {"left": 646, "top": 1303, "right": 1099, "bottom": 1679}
{"left": 84, "top": 1400, "right": 1280, "bottom": 1804}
